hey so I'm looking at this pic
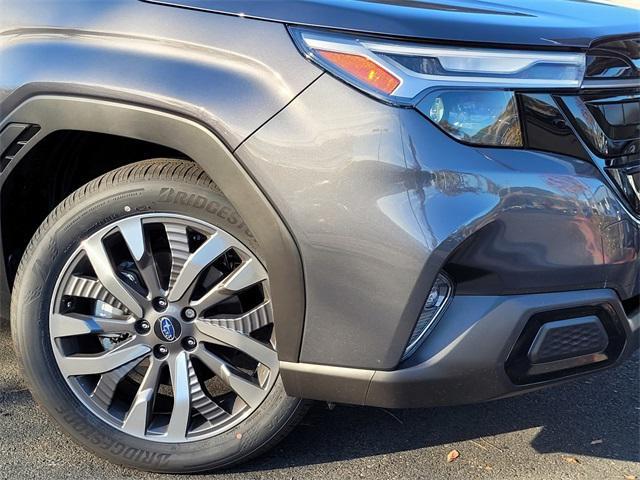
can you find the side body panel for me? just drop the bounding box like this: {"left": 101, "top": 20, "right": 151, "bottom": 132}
{"left": 0, "top": 96, "right": 306, "bottom": 361}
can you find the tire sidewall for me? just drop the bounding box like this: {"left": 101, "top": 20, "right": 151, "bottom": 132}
{"left": 12, "top": 174, "right": 300, "bottom": 472}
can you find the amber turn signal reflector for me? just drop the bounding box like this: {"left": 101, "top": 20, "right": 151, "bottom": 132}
{"left": 316, "top": 50, "right": 401, "bottom": 95}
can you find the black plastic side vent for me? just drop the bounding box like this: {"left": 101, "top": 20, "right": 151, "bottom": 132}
{"left": 0, "top": 124, "right": 41, "bottom": 173}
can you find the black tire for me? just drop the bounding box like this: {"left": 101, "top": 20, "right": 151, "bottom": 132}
{"left": 11, "top": 159, "right": 307, "bottom": 473}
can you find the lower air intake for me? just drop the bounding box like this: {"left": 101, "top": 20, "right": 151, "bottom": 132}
{"left": 506, "top": 304, "right": 626, "bottom": 384}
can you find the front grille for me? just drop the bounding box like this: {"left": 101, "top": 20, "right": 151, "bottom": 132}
{"left": 559, "top": 90, "right": 639, "bottom": 215}
{"left": 519, "top": 89, "right": 640, "bottom": 215}
{"left": 561, "top": 92, "right": 639, "bottom": 159}
{"left": 547, "top": 36, "right": 640, "bottom": 216}
{"left": 593, "top": 98, "right": 640, "bottom": 127}
{"left": 585, "top": 36, "right": 640, "bottom": 81}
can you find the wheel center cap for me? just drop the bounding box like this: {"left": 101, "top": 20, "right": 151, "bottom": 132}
{"left": 154, "top": 316, "right": 182, "bottom": 343}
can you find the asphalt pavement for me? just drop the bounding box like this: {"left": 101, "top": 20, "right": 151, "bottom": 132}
{"left": 1, "top": 321, "right": 638, "bottom": 480}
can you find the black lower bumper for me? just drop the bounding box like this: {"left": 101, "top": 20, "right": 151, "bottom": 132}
{"left": 281, "top": 289, "right": 639, "bottom": 408}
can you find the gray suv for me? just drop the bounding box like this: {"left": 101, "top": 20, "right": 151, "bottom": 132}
{"left": 1, "top": 0, "right": 639, "bottom": 473}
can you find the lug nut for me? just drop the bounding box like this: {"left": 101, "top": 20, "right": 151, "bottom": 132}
{"left": 182, "top": 337, "right": 197, "bottom": 350}
{"left": 182, "top": 307, "right": 197, "bottom": 321}
{"left": 153, "top": 297, "right": 168, "bottom": 312}
{"left": 135, "top": 320, "right": 151, "bottom": 334}
{"left": 155, "top": 345, "right": 169, "bottom": 358}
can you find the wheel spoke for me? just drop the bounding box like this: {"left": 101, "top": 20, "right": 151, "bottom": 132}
{"left": 122, "top": 358, "right": 161, "bottom": 436}
{"left": 118, "top": 217, "right": 146, "bottom": 262}
{"left": 82, "top": 236, "right": 145, "bottom": 318}
{"left": 166, "top": 352, "right": 191, "bottom": 440}
{"left": 58, "top": 342, "right": 151, "bottom": 377}
{"left": 50, "top": 312, "right": 136, "bottom": 338}
{"left": 195, "top": 348, "right": 266, "bottom": 409}
{"left": 221, "top": 258, "right": 268, "bottom": 292}
{"left": 118, "top": 217, "right": 163, "bottom": 298}
{"left": 91, "top": 356, "right": 146, "bottom": 410}
{"left": 195, "top": 321, "right": 278, "bottom": 370}
{"left": 193, "top": 258, "right": 267, "bottom": 310}
{"left": 168, "top": 233, "right": 229, "bottom": 303}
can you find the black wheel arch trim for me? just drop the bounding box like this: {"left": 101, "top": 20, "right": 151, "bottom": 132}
{"left": 0, "top": 94, "right": 306, "bottom": 363}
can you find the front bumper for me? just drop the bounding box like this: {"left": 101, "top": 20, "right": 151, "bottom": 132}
{"left": 238, "top": 73, "right": 639, "bottom": 407}
{"left": 281, "top": 289, "right": 639, "bottom": 408}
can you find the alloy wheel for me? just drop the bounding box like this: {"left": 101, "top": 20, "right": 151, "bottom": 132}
{"left": 49, "top": 213, "right": 277, "bottom": 442}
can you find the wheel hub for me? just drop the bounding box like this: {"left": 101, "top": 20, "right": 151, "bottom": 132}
{"left": 154, "top": 316, "right": 182, "bottom": 343}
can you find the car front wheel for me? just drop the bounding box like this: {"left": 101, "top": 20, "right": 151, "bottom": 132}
{"left": 11, "top": 159, "right": 306, "bottom": 472}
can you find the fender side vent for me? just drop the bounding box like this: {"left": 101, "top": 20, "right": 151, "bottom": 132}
{"left": 0, "top": 123, "right": 41, "bottom": 173}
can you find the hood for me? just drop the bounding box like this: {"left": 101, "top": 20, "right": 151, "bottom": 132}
{"left": 147, "top": 0, "right": 640, "bottom": 49}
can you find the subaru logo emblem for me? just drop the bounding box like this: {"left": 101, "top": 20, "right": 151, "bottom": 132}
{"left": 161, "top": 317, "right": 176, "bottom": 341}
{"left": 154, "top": 316, "right": 181, "bottom": 343}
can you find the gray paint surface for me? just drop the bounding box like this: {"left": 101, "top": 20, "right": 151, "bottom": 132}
{"left": 0, "top": 0, "right": 320, "bottom": 356}
{"left": 279, "top": 289, "right": 639, "bottom": 407}
{"left": 0, "top": 0, "right": 321, "bottom": 149}
{"left": 238, "top": 74, "right": 639, "bottom": 369}
{"left": 237, "top": 75, "right": 429, "bottom": 368}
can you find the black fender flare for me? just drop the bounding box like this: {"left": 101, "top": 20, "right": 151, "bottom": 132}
{"left": 0, "top": 95, "right": 305, "bottom": 362}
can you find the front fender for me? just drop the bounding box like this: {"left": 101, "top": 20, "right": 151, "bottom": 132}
{"left": 0, "top": 0, "right": 321, "bottom": 149}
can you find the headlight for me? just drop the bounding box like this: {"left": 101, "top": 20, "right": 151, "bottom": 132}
{"left": 422, "top": 89, "right": 522, "bottom": 146}
{"left": 290, "top": 27, "right": 586, "bottom": 146}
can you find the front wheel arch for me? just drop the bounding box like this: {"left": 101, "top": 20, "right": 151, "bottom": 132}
{"left": 0, "top": 95, "right": 305, "bottom": 362}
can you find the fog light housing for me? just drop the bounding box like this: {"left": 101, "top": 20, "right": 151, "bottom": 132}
{"left": 402, "top": 274, "right": 452, "bottom": 361}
